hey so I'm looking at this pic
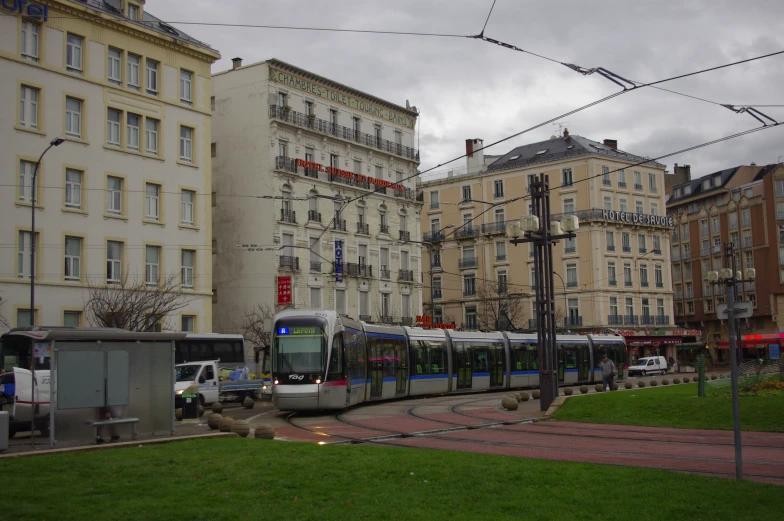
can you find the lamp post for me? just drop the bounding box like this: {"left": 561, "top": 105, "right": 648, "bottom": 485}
{"left": 30, "top": 138, "right": 65, "bottom": 326}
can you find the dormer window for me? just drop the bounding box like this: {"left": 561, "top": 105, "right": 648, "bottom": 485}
{"left": 684, "top": 185, "right": 691, "bottom": 195}
{"left": 702, "top": 178, "right": 710, "bottom": 190}
{"left": 128, "top": 4, "right": 140, "bottom": 21}
{"left": 673, "top": 187, "right": 681, "bottom": 197}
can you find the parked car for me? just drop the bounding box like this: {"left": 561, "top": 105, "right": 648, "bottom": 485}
{"left": 628, "top": 356, "right": 668, "bottom": 376}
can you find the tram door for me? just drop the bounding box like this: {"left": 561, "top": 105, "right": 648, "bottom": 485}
{"left": 488, "top": 342, "right": 504, "bottom": 388}
{"left": 454, "top": 343, "right": 472, "bottom": 390}
{"left": 394, "top": 337, "right": 407, "bottom": 396}
{"left": 557, "top": 346, "right": 565, "bottom": 382}
{"left": 369, "top": 337, "right": 383, "bottom": 398}
{"left": 577, "top": 344, "right": 590, "bottom": 381}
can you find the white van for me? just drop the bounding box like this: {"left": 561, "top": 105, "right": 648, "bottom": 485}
{"left": 628, "top": 356, "right": 668, "bottom": 376}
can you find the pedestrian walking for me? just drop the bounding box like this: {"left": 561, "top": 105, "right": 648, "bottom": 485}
{"left": 600, "top": 354, "right": 616, "bottom": 392}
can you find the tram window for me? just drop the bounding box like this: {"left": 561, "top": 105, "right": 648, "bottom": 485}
{"left": 491, "top": 342, "right": 504, "bottom": 368}
{"left": 430, "top": 343, "right": 446, "bottom": 374}
{"left": 327, "top": 334, "right": 344, "bottom": 380}
{"left": 564, "top": 347, "right": 577, "bottom": 369}
{"left": 473, "top": 345, "right": 488, "bottom": 372}
{"left": 527, "top": 346, "right": 538, "bottom": 370}
{"left": 513, "top": 344, "right": 526, "bottom": 371}
{"left": 412, "top": 341, "right": 429, "bottom": 375}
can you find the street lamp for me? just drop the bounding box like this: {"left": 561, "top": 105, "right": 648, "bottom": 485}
{"left": 30, "top": 137, "right": 65, "bottom": 325}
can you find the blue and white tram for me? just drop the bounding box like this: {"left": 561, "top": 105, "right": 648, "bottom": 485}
{"left": 271, "top": 309, "right": 627, "bottom": 411}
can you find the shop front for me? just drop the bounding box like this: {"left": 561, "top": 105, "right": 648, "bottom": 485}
{"left": 626, "top": 336, "right": 685, "bottom": 367}
{"left": 675, "top": 343, "right": 708, "bottom": 372}
{"left": 716, "top": 333, "right": 784, "bottom": 364}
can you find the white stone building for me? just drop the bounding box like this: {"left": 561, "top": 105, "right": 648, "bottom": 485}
{"left": 211, "top": 58, "right": 423, "bottom": 331}
{"left": 0, "top": 0, "right": 220, "bottom": 331}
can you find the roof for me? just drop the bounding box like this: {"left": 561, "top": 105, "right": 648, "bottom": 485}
{"left": 485, "top": 134, "right": 664, "bottom": 174}
{"left": 68, "top": 0, "right": 217, "bottom": 53}
{"left": 667, "top": 164, "right": 782, "bottom": 205}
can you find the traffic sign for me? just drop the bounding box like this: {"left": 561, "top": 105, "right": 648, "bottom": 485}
{"left": 716, "top": 301, "right": 753, "bottom": 320}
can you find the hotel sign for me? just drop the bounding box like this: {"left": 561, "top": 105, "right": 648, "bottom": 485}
{"left": 1, "top": 0, "right": 49, "bottom": 20}
{"left": 269, "top": 68, "right": 415, "bottom": 129}
{"left": 295, "top": 159, "right": 405, "bottom": 192}
{"left": 601, "top": 209, "right": 675, "bottom": 227}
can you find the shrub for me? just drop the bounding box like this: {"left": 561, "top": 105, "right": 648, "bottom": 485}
{"left": 638, "top": 381, "right": 646, "bottom": 388}
{"left": 650, "top": 380, "right": 658, "bottom": 387}
{"left": 579, "top": 385, "right": 588, "bottom": 394}
{"left": 662, "top": 379, "right": 670, "bottom": 385}
{"left": 502, "top": 396, "right": 518, "bottom": 411}
{"left": 673, "top": 378, "right": 681, "bottom": 384}
{"left": 682, "top": 377, "right": 690, "bottom": 383}
{"left": 624, "top": 382, "right": 633, "bottom": 389}
{"left": 611, "top": 383, "right": 619, "bottom": 391}
{"left": 710, "top": 375, "right": 718, "bottom": 380}
{"left": 520, "top": 392, "right": 529, "bottom": 401}
{"left": 595, "top": 383, "right": 603, "bottom": 392}
{"left": 532, "top": 390, "right": 541, "bottom": 399}
{"left": 564, "top": 387, "right": 573, "bottom": 395}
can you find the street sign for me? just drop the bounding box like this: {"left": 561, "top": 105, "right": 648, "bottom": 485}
{"left": 716, "top": 301, "right": 753, "bottom": 320}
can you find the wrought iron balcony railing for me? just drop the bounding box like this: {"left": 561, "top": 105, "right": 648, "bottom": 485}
{"left": 398, "top": 269, "right": 414, "bottom": 282}
{"left": 459, "top": 257, "right": 478, "bottom": 269}
{"left": 608, "top": 315, "right": 624, "bottom": 325}
{"left": 624, "top": 314, "right": 638, "bottom": 325}
{"left": 399, "top": 230, "right": 411, "bottom": 242}
{"left": 279, "top": 256, "right": 299, "bottom": 270}
{"left": 333, "top": 219, "right": 347, "bottom": 232}
{"left": 307, "top": 210, "right": 321, "bottom": 222}
{"left": 565, "top": 316, "right": 583, "bottom": 327}
{"left": 310, "top": 261, "right": 321, "bottom": 272}
{"left": 280, "top": 209, "right": 296, "bottom": 223}
{"left": 423, "top": 231, "right": 445, "bottom": 242}
{"left": 656, "top": 315, "right": 670, "bottom": 325}
{"left": 275, "top": 156, "right": 297, "bottom": 173}
{"left": 346, "top": 263, "right": 373, "bottom": 278}
{"left": 357, "top": 222, "right": 369, "bottom": 235}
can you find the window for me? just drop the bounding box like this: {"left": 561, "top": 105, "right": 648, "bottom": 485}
{"left": 462, "top": 185, "right": 472, "bottom": 203}
{"left": 749, "top": 293, "right": 757, "bottom": 308}
{"left": 352, "top": 116, "right": 360, "bottom": 136}
{"left": 649, "top": 173, "right": 657, "bottom": 192}
{"left": 430, "top": 191, "right": 439, "bottom": 208}
{"left": 650, "top": 202, "right": 658, "bottom": 216}
{"left": 610, "top": 297, "right": 618, "bottom": 317}
{"left": 742, "top": 230, "right": 751, "bottom": 248}
{"left": 180, "top": 126, "right": 193, "bottom": 162}
{"left": 180, "top": 70, "right": 193, "bottom": 103}
{"left": 127, "top": 54, "right": 141, "bottom": 89}
{"left": 145, "top": 183, "right": 160, "bottom": 220}
{"left": 20, "top": 86, "right": 39, "bottom": 128}
{"left": 329, "top": 108, "right": 338, "bottom": 127}
{"left": 127, "top": 113, "right": 140, "bottom": 149}
{"left": 602, "top": 166, "right": 610, "bottom": 185}
{"left": 180, "top": 315, "right": 195, "bottom": 332}
{"left": 181, "top": 250, "right": 195, "bottom": 288}
{"left": 106, "top": 176, "right": 122, "bottom": 214}
{"left": 608, "top": 262, "right": 617, "bottom": 286}
{"left": 465, "top": 306, "right": 477, "bottom": 330}
{"left": 66, "top": 34, "right": 83, "bottom": 73}
{"left": 619, "top": 198, "right": 628, "bottom": 213}
{"left": 65, "top": 169, "right": 82, "bottom": 209}
{"left": 655, "top": 265, "right": 663, "bottom": 288}
{"left": 700, "top": 219, "right": 708, "bottom": 236}
{"left": 622, "top": 232, "right": 630, "bottom": 252}
{"left": 463, "top": 274, "right": 476, "bottom": 296}
{"left": 741, "top": 208, "right": 751, "bottom": 227}
{"left": 711, "top": 216, "right": 719, "bottom": 234}
{"left": 335, "top": 289, "right": 346, "bottom": 315}
{"left": 353, "top": 159, "right": 362, "bottom": 175}
{"left": 653, "top": 235, "right": 661, "bottom": 253}
{"left": 107, "top": 108, "right": 121, "bottom": 145}
{"left": 634, "top": 171, "right": 642, "bottom": 190}
{"left": 65, "top": 97, "right": 82, "bottom": 137}
{"left": 603, "top": 196, "right": 612, "bottom": 211}
{"left": 21, "top": 21, "right": 39, "bottom": 61}
{"left": 494, "top": 179, "right": 504, "bottom": 198}
{"left": 638, "top": 234, "right": 647, "bottom": 254}
{"left": 635, "top": 200, "right": 644, "bottom": 215}
{"left": 381, "top": 293, "right": 391, "bottom": 317}
{"left": 566, "top": 263, "right": 577, "bottom": 287}
{"left": 687, "top": 301, "right": 695, "bottom": 314}
{"left": 685, "top": 263, "right": 692, "bottom": 279}
{"left": 564, "top": 236, "right": 576, "bottom": 254}
{"left": 606, "top": 231, "right": 615, "bottom": 251}
{"left": 496, "top": 241, "right": 506, "bottom": 261}
{"left": 107, "top": 241, "right": 122, "bottom": 283}
{"left": 18, "top": 160, "right": 36, "bottom": 203}
{"left": 432, "top": 276, "right": 442, "bottom": 298}
{"left": 128, "top": 3, "right": 140, "bottom": 20}
{"left": 567, "top": 299, "right": 579, "bottom": 323}
{"left": 145, "top": 59, "right": 159, "bottom": 95}
{"left": 310, "top": 287, "right": 321, "bottom": 309}
{"left": 530, "top": 266, "right": 536, "bottom": 288}
{"left": 642, "top": 298, "right": 650, "bottom": 317}
{"left": 180, "top": 190, "right": 195, "bottom": 225}
{"left": 145, "top": 245, "right": 160, "bottom": 286}
{"left": 494, "top": 208, "right": 505, "bottom": 223}
{"left": 278, "top": 91, "right": 288, "bottom": 108}
{"left": 359, "top": 290, "right": 369, "bottom": 317}
{"left": 624, "top": 263, "right": 632, "bottom": 286}
{"left": 618, "top": 168, "right": 626, "bottom": 187}
{"left": 626, "top": 297, "right": 634, "bottom": 317}
{"left": 563, "top": 198, "right": 574, "bottom": 215}
{"left": 640, "top": 264, "right": 649, "bottom": 287}
{"left": 17, "top": 231, "right": 36, "bottom": 279}
{"left": 140, "top": 118, "right": 159, "bottom": 154}
{"left": 744, "top": 251, "right": 754, "bottom": 269}
{"left": 108, "top": 48, "right": 122, "bottom": 84}
{"left": 562, "top": 168, "right": 573, "bottom": 187}
{"left": 64, "top": 311, "right": 81, "bottom": 327}
{"left": 729, "top": 212, "right": 738, "bottom": 230}
{"left": 682, "top": 223, "right": 690, "bottom": 240}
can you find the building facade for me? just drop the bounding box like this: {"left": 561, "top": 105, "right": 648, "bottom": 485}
{"left": 211, "top": 59, "right": 422, "bottom": 334}
{"left": 419, "top": 132, "right": 685, "bottom": 361}
{"left": 0, "top": 0, "right": 220, "bottom": 331}
{"left": 667, "top": 163, "right": 784, "bottom": 362}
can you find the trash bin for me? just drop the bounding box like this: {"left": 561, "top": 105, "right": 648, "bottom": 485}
{"left": 0, "top": 411, "right": 9, "bottom": 452}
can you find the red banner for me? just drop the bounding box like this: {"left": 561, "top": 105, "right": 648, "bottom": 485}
{"left": 277, "top": 276, "right": 292, "bottom": 306}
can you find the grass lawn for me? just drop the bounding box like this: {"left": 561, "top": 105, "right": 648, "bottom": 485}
{"left": 3, "top": 438, "right": 783, "bottom": 521}
{"left": 554, "top": 382, "right": 784, "bottom": 431}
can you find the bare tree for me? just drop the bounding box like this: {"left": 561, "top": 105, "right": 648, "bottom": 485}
{"left": 234, "top": 302, "right": 274, "bottom": 356}
{"left": 84, "top": 273, "right": 198, "bottom": 332}
{"left": 476, "top": 278, "right": 529, "bottom": 331}
{"left": 0, "top": 292, "right": 10, "bottom": 332}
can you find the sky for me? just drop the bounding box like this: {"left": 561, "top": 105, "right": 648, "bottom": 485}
{"left": 150, "top": 0, "right": 784, "bottom": 180}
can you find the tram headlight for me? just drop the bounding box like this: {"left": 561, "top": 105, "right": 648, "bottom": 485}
{"left": 273, "top": 379, "right": 279, "bottom": 385}
{"left": 315, "top": 378, "right": 322, "bottom": 384}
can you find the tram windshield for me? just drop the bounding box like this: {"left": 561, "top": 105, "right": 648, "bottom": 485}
{"left": 272, "top": 319, "right": 328, "bottom": 374}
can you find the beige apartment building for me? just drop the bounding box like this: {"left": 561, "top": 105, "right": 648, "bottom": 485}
{"left": 419, "top": 131, "right": 688, "bottom": 360}
{"left": 211, "top": 59, "right": 422, "bottom": 333}
{"left": 0, "top": 0, "right": 220, "bottom": 331}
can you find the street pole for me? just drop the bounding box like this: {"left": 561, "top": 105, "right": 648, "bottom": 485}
{"left": 429, "top": 246, "right": 435, "bottom": 325}
{"left": 724, "top": 242, "right": 743, "bottom": 480}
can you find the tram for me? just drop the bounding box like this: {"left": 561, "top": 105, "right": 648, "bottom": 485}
{"left": 271, "top": 309, "right": 627, "bottom": 411}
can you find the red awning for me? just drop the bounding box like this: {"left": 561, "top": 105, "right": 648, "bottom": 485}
{"left": 717, "top": 333, "right": 784, "bottom": 349}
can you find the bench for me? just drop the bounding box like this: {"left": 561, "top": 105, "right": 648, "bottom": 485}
{"left": 87, "top": 418, "right": 140, "bottom": 443}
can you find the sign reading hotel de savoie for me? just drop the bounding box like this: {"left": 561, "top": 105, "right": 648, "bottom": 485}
{"left": 269, "top": 68, "right": 415, "bottom": 129}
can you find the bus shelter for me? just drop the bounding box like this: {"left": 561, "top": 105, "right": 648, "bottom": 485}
{"left": 0, "top": 328, "right": 185, "bottom": 448}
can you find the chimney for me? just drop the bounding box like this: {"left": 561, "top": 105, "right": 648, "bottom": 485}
{"left": 563, "top": 127, "right": 569, "bottom": 138}
{"left": 466, "top": 138, "right": 485, "bottom": 175}
{"left": 603, "top": 139, "right": 618, "bottom": 150}
{"left": 232, "top": 57, "right": 242, "bottom": 70}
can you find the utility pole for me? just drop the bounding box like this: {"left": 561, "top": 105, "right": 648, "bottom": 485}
{"left": 508, "top": 174, "right": 578, "bottom": 411}
{"left": 708, "top": 241, "right": 756, "bottom": 481}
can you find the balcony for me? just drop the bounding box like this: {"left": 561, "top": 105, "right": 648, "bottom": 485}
{"left": 567, "top": 280, "right": 578, "bottom": 288}
{"left": 609, "top": 279, "right": 617, "bottom": 287}
{"left": 459, "top": 257, "right": 478, "bottom": 269}
{"left": 641, "top": 280, "right": 649, "bottom": 288}
{"left": 699, "top": 247, "right": 709, "bottom": 257}
{"left": 398, "top": 269, "right": 414, "bottom": 282}
{"left": 607, "top": 245, "right": 616, "bottom": 252}
{"left": 482, "top": 221, "right": 507, "bottom": 235}
{"left": 625, "top": 280, "right": 633, "bottom": 287}
{"left": 454, "top": 226, "right": 479, "bottom": 239}
{"left": 346, "top": 263, "right": 372, "bottom": 278}
{"left": 712, "top": 244, "right": 722, "bottom": 254}
{"left": 307, "top": 210, "right": 321, "bottom": 223}
{"left": 683, "top": 250, "right": 691, "bottom": 260}
{"left": 432, "top": 289, "right": 442, "bottom": 299}
{"left": 622, "top": 246, "right": 631, "bottom": 253}
{"left": 269, "top": 105, "right": 420, "bottom": 161}
{"left": 399, "top": 230, "right": 411, "bottom": 242}
{"left": 280, "top": 209, "right": 296, "bottom": 223}
{"left": 624, "top": 315, "right": 638, "bottom": 325}
{"left": 275, "top": 156, "right": 297, "bottom": 173}
{"left": 528, "top": 319, "right": 538, "bottom": 329}
{"left": 303, "top": 164, "right": 319, "bottom": 179}
{"left": 279, "top": 256, "right": 299, "bottom": 270}
{"left": 608, "top": 315, "right": 624, "bottom": 325}
{"left": 640, "top": 315, "right": 656, "bottom": 325}
{"left": 333, "top": 219, "right": 347, "bottom": 232}
{"left": 380, "top": 268, "right": 391, "bottom": 280}
{"left": 496, "top": 254, "right": 507, "bottom": 261}
{"left": 379, "top": 224, "right": 389, "bottom": 235}
{"left": 402, "top": 317, "right": 414, "bottom": 326}
{"left": 634, "top": 183, "right": 644, "bottom": 190}
{"left": 463, "top": 288, "right": 477, "bottom": 297}
{"left": 359, "top": 314, "right": 372, "bottom": 322}
{"left": 602, "top": 178, "right": 611, "bottom": 186}
{"left": 310, "top": 261, "right": 321, "bottom": 272}
{"left": 618, "top": 181, "right": 627, "bottom": 188}
{"left": 639, "top": 247, "right": 647, "bottom": 254}
{"left": 357, "top": 222, "right": 369, "bottom": 235}
{"left": 656, "top": 315, "right": 670, "bottom": 325}
{"left": 497, "top": 283, "right": 508, "bottom": 294}
{"left": 423, "top": 231, "right": 445, "bottom": 242}
{"left": 565, "top": 316, "right": 583, "bottom": 327}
